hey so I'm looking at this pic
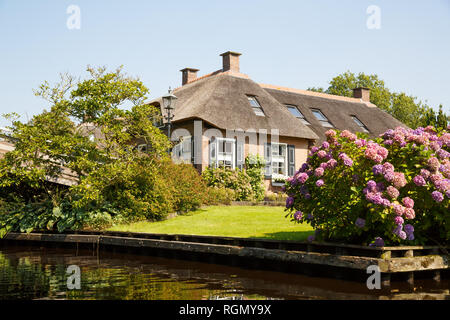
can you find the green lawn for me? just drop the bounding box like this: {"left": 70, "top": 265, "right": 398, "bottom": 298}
{"left": 108, "top": 206, "right": 314, "bottom": 241}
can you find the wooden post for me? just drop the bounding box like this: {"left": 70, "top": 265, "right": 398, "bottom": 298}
{"left": 433, "top": 270, "right": 441, "bottom": 283}
{"left": 381, "top": 273, "right": 391, "bottom": 288}
{"left": 404, "top": 250, "right": 414, "bottom": 258}
{"left": 406, "top": 272, "right": 414, "bottom": 286}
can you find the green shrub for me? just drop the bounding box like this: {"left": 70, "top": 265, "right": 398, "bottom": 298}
{"left": 160, "top": 161, "right": 208, "bottom": 213}
{"left": 202, "top": 155, "right": 265, "bottom": 202}
{"left": 204, "top": 187, "right": 236, "bottom": 205}
{"left": 265, "top": 193, "right": 288, "bottom": 203}
{"left": 245, "top": 154, "right": 265, "bottom": 201}
{"left": 0, "top": 157, "right": 210, "bottom": 235}
{"left": 202, "top": 167, "right": 254, "bottom": 201}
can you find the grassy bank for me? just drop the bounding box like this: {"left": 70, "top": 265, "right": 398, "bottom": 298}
{"left": 108, "top": 206, "right": 314, "bottom": 241}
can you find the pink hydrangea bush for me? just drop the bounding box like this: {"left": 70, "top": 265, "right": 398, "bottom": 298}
{"left": 285, "top": 126, "right": 449, "bottom": 246}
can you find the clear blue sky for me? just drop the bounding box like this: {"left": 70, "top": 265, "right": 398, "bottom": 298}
{"left": 1, "top": 0, "right": 449, "bottom": 127}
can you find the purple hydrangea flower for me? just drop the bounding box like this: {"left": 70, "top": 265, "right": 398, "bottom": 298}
{"left": 372, "top": 164, "right": 383, "bottom": 176}
{"left": 317, "top": 150, "right": 327, "bottom": 158}
{"left": 367, "top": 180, "right": 377, "bottom": 190}
{"left": 316, "top": 179, "right": 324, "bottom": 187}
{"left": 314, "top": 167, "right": 324, "bottom": 177}
{"left": 413, "top": 175, "right": 426, "bottom": 186}
{"left": 369, "top": 237, "right": 385, "bottom": 247}
{"left": 404, "top": 224, "right": 414, "bottom": 235}
{"left": 297, "top": 173, "right": 309, "bottom": 184}
{"left": 394, "top": 216, "right": 404, "bottom": 225}
{"left": 384, "top": 171, "right": 395, "bottom": 182}
{"left": 431, "top": 191, "right": 444, "bottom": 203}
{"left": 393, "top": 225, "right": 403, "bottom": 236}
{"left": 399, "top": 231, "right": 407, "bottom": 240}
{"left": 386, "top": 186, "right": 400, "bottom": 199}
{"left": 355, "top": 218, "right": 366, "bottom": 228}
{"left": 420, "top": 169, "right": 431, "bottom": 179}
{"left": 286, "top": 196, "right": 294, "bottom": 208}
{"left": 437, "top": 149, "right": 450, "bottom": 159}
{"left": 294, "top": 211, "right": 303, "bottom": 221}
{"left": 402, "top": 197, "right": 414, "bottom": 209}
{"left": 343, "top": 158, "right": 353, "bottom": 167}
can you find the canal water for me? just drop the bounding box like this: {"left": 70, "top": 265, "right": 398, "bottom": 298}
{"left": 0, "top": 244, "right": 448, "bottom": 300}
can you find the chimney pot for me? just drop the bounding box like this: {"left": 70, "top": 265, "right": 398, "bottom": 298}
{"left": 180, "top": 68, "right": 199, "bottom": 85}
{"left": 353, "top": 87, "right": 371, "bottom": 102}
{"left": 220, "top": 51, "right": 242, "bottom": 73}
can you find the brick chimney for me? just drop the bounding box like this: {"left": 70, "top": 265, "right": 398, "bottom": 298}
{"left": 180, "top": 68, "right": 199, "bottom": 85}
{"left": 353, "top": 87, "right": 371, "bottom": 102}
{"left": 220, "top": 51, "right": 242, "bottom": 73}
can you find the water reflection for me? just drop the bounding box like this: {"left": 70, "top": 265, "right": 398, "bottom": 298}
{"left": 0, "top": 245, "right": 448, "bottom": 300}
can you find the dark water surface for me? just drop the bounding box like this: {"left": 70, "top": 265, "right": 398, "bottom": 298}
{"left": 0, "top": 244, "right": 448, "bottom": 300}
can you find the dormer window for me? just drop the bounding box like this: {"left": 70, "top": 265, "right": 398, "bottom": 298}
{"left": 247, "top": 96, "right": 265, "bottom": 117}
{"left": 351, "top": 115, "right": 370, "bottom": 133}
{"left": 311, "top": 109, "right": 334, "bottom": 128}
{"left": 286, "top": 105, "right": 310, "bottom": 125}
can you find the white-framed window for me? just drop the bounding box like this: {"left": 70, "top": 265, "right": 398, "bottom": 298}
{"left": 247, "top": 96, "right": 265, "bottom": 117}
{"left": 351, "top": 115, "right": 370, "bottom": 133}
{"left": 271, "top": 142, "right": 287, "bottom": 175}
{"left": 286, "top": 105, "right": 310, "bottom": 125}
{"left": 210, "top": 137, "right": 236, "bottom": 169}
{"left": 311, "top": 109, "right": 334, "bottom": 128}
{"left": 171, "top": 136, "right": 192, "bottom": 164}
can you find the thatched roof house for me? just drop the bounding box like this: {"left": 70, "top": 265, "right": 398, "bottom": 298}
{"left": 149, "top": 51, "right": 404, "bottom": 193}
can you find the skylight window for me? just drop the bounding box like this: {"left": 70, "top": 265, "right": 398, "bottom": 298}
{"left": 247, "top": 96, "right": 265, "bottom": 117}
{"left": 311, "top": 109, "right": 334, "bottom": 128}
{"left": 286, "top": 105, "right": 310, "bottom": 125}
{"left": 351, "top": 115, "right": 370, "bottom": 133}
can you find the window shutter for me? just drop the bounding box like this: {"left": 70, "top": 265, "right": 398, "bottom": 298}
{"left": 288, "top": 145, "right": 295, "bottom": 177}
{"left": 264, "top": 143, "right": 272, "bottom": 178}
{"left": 236, "top": 140, "right": 244, "bottom": 170}
{"left": 209, "top": 139, "right": 216, "bottom": 168}
{"left": 182, "top": 137, "right": 191, "bottom": 163}
{"left": 191, "top": 137, "right": 195, "bottom": 164}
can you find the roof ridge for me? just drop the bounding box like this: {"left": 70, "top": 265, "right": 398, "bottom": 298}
{"left": 173, "top": 70, "right": 250, "bottom": 92}
{"left": 259, "top": 83, "right": 367, "bottom": 104}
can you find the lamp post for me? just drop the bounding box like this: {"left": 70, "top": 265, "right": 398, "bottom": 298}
{"left": 162, "top": 88, "right": 177, "bottom": 150}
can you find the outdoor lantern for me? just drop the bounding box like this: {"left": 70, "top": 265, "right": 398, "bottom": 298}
{"left": 162, "top": 88, "right": 177, "bottom": 146}
{"left": 162, "top": 88, "right": 178, "bottom": 111}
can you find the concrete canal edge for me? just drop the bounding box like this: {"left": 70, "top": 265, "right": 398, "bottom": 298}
{"left": 1, "top": 231, "right": 449, "bottom": 286}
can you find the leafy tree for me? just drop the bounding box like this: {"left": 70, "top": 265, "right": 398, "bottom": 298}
{"left": 422, "top": 104, "right": 449, "bottom": 129}
{"left": 0, "top": 66, "right": 204, "bottom": 235}
{"left": 308, "top": 71, "right": 447, "bottom": 129}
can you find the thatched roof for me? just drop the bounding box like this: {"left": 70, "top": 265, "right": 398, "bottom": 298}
{"left": 149, "top": 73, "right": 319, "bottom": 140}
{"left": 261, "top": 84, "right": 405, "bottom": 143}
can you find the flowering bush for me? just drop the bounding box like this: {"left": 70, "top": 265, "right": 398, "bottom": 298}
{"left": 285, "top": 126, "right": 450, "bottom": 246}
